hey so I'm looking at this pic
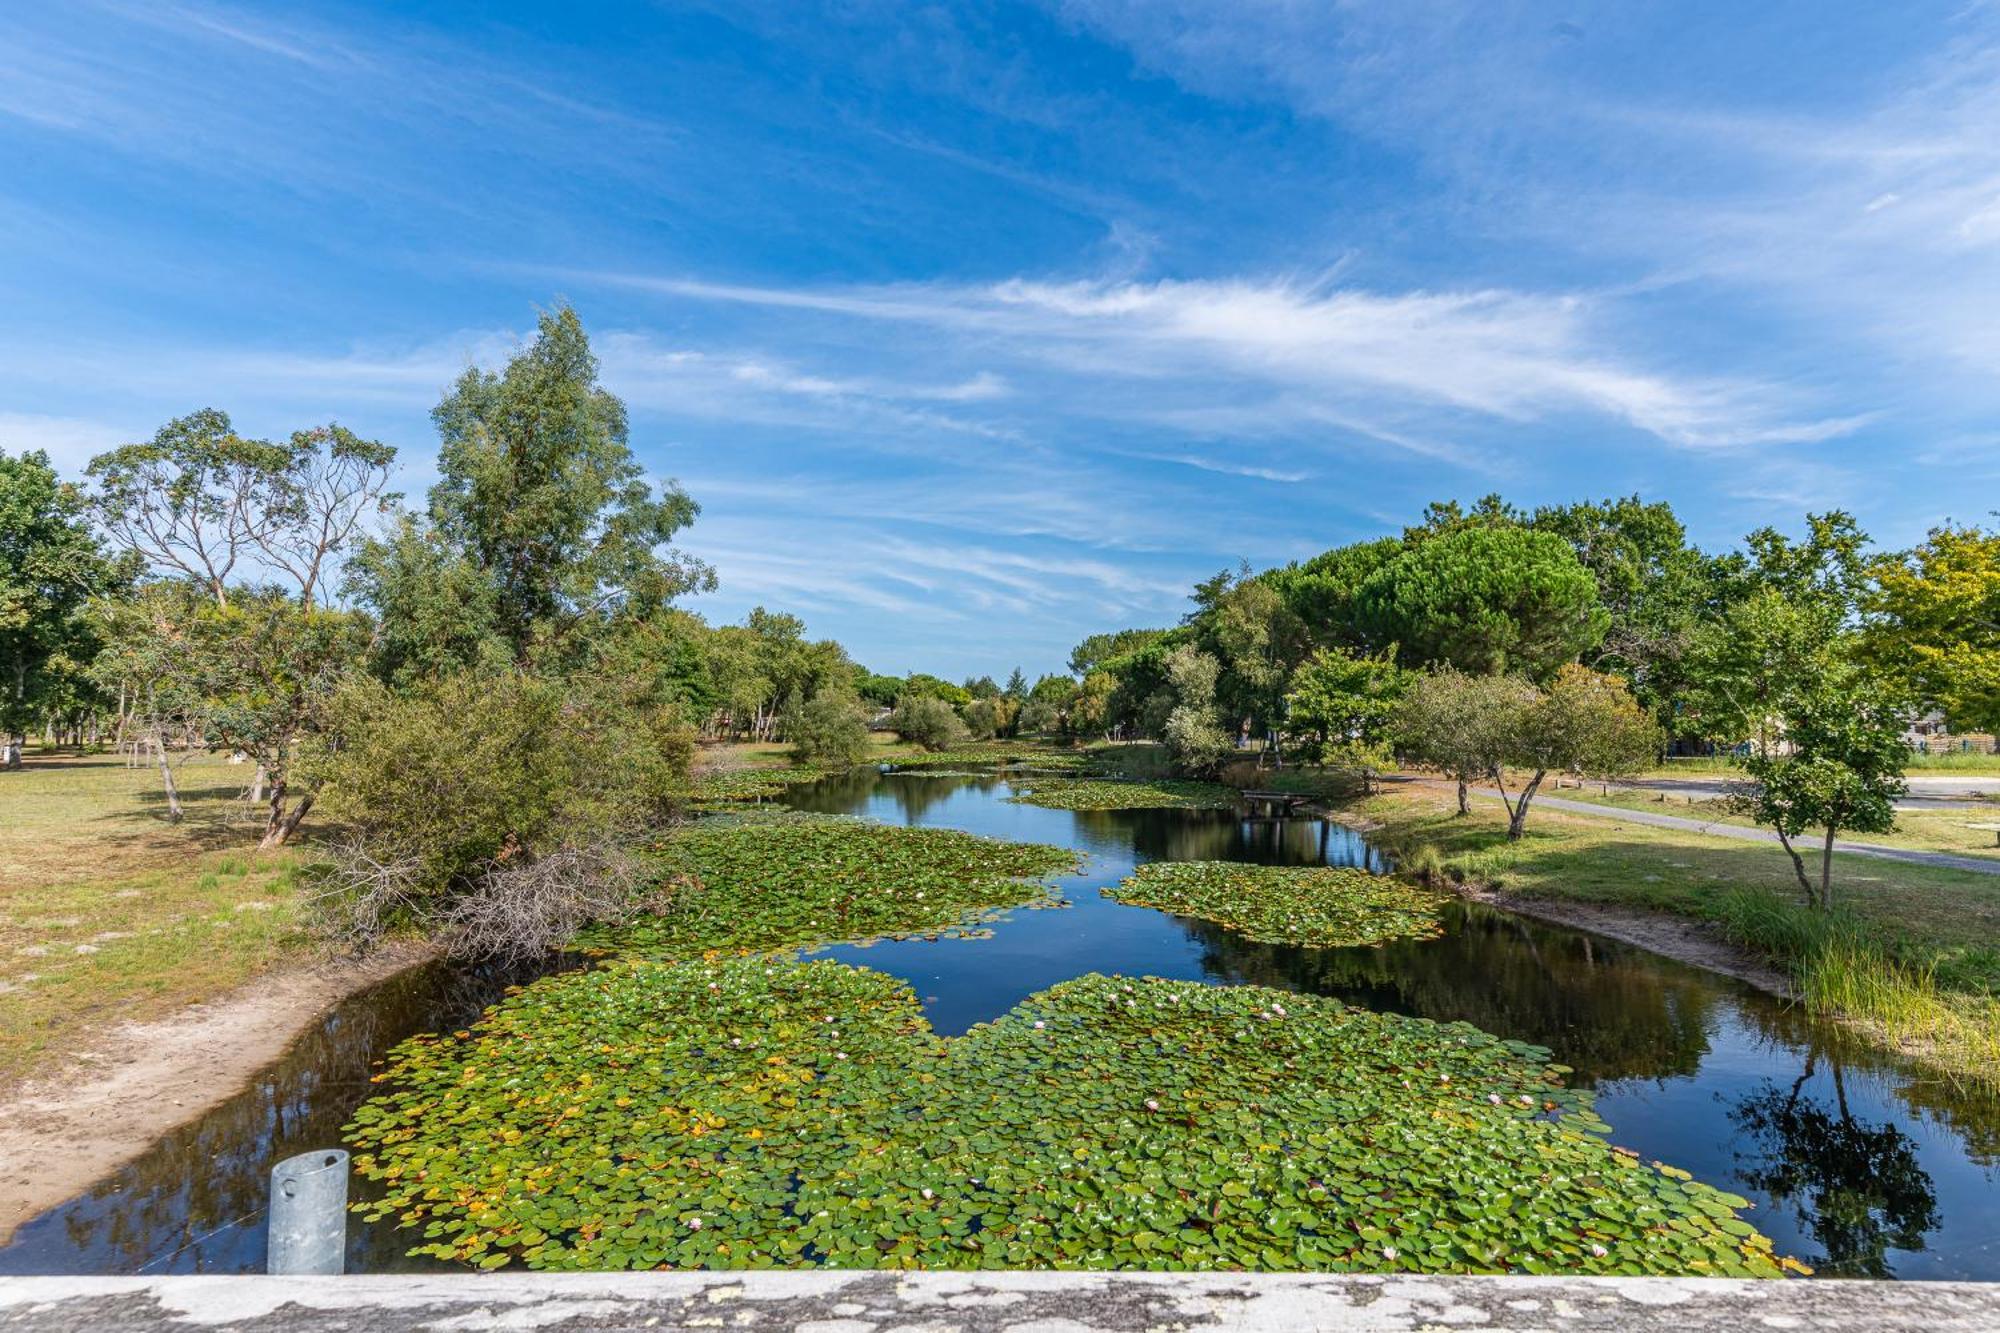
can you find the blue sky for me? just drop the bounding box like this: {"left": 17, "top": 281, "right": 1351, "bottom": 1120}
{"left": 4, "top": 2, "right": 1998, "bottom": 680}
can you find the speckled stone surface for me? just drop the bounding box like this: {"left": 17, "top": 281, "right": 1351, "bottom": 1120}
{"left": 4, "top": 1272, "right": 1999, "bottom": 1332}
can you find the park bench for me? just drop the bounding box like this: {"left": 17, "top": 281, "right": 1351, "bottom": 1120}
{"left": 1964, "top": 821, "right": 2000, "bottom": 847}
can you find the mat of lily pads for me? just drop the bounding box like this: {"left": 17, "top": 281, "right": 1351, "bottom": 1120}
{"left": 1107, "top": 862, "right": 1449, "bottom": 948}
{"left": 347, "top": 958, "right": 1798, "bottom": 1276}
{"left": 673, "top": 766, "right": 831, "bottom": 802}
{"left": 579, "top": 818, "right": 1080, "bottom": 955}
{"left": 1003, "top": 778, "right": 1238, "bottom": 811}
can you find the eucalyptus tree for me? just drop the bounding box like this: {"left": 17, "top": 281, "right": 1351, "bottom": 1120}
{"left": 356, "top": 305, "right": 711, "bottom": 676}
{"left": 86, "top": 409, "right": 395, "bottom": 609}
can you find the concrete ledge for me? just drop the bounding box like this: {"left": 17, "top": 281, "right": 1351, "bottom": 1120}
{"left": 4, "top": 1273, "right": 1999, "bottom": 1331}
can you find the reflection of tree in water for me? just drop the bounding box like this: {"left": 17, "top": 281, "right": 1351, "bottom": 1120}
{"left": 1181, "top": 904, "right": 1719, "bottom": 1084}
{"left": 1729, "top": 1054, "right": 1940, "bottom": 1277}
{"left": 9, "top": 955, "right": 557, "bottom": 1275}
{"left": 1118, "top": 810, "right": 1387, "bottom": 871}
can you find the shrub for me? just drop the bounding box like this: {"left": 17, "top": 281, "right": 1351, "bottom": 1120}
{"left": 302, "top": 669, "right": 693, "bottom": 954}
{"left": 887, "top": 694, "right": 968, "bottom": 752}
{"left": 785, "top": 691, "right": 871, "bottom": 767}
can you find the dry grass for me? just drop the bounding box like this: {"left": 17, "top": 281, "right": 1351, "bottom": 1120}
{"left": 0, "top": 751, "right": 309, "bottom": 1088}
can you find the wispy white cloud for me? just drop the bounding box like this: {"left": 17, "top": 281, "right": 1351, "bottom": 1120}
{"left": 566, "top": 267, "right": 1849, "bottom": 451}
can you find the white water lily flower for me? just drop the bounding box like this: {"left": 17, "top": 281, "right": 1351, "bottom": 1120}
{"left": 1488, "top": 1094, "right": 1503, "bottom": 1105}
{"left": 1145, "top": 1099, "right": 1160, "bottom": 1111}
{"left": 688, "top": 1218, "right": 703, "bottom": 1230}
{"left": 1381, "top": 1245, "right": 1398, "bottom": 1261}
{"left": 1034, "top": 1021, "right": 1047, "bottom": 1030}
{"left": 1591, "top": 1243, "right": 1609, "bottom": 1258}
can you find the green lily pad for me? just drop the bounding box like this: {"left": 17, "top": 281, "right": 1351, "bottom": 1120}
{"left": 578, "top": 817, "right": 1080, "bottom": 955}
{"left": 1005, "top": 779, "right": 1238, "bottom": 811}
{"left": 347, "top": 959, "right": 1796, "bottom": 1277}
{"left": 1107, "top": 862, "right": 1449, "bottom": 948}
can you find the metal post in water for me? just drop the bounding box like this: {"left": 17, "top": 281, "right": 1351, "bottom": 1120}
{"left": 267, "top": 1149, "right": 349, "bottom": 1274}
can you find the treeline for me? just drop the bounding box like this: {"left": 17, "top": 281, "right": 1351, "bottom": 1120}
{"left": 1034, "top": 497, "right": 1998, "bottom": 904}
{"left": 0, "top": 308, "right": 963, "bottom": 953}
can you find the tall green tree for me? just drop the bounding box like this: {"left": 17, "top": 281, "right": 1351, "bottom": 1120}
{"left": 0, "top": 450, "right": 125, "bottom": 767}
{"left": 1283, "top": 648, "right": 1409, "bottom": 791}
{"left": 364, "top": 306, "right": 711, "bottom": 672}
{"left": 1354, "top": 525, "right": 1609, "bottom": 680}
{"left": 1861, "top": 524, "right": 2000, "bottom": 735}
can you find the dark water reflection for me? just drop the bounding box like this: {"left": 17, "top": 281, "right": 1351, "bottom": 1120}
{"left": 4, "top": 769, "right": 1996, "bottom": 1278}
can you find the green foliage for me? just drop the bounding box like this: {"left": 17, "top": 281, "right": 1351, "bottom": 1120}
{"left": 1108, "top": 863, "right": 1450, "bottom": 948}
{"left": 888, "top": 693, "right": 969, "bottom": 751}
{"left": 961, "top": 694, "right": 1016, "bottom": 740}
{"left": 1069, "top": 628, "right": 1168, "bottom": 678}
{"left": 1004, "top": 778, "right": 1237, "bottom": 810}
{"left": 308, "top": 670, "right": 693, "bottom": 913}
{"left": 585, "top": 818, "right": 1078, "bottom": 955}
{"left": 1862, "top": 524, "right": 2000, "bottom": 735}
{"left": 1391, "top": 668, "right": 1530, "bottom": 811}
{"left": 1162, "top": 644, "right": 1232, "bottom": 775}
{"left": 1494, "top": 666, "right": 1660, "bottom": 840}
{"left": 1352, "top": 526, "right": 1609, "bottom": 682}
{"left": 1284, "top": 647, "right": 1409, "bottom": 769}
{"left": 353, "top": 307, "right": 711, "bottom": 674}
{"left": 0, "top": 449, "right": 125, "bottom": 753}
{"left": 1732, "top": 665, "right": 1908, "bottom": 910}
{"left": 900, "top": 673, "right": 973, "bottom": 707}
{"left": 348, "top": 958, "right": 1791, "bottom": 1275}
{"left": 785, "top": 691, "right": 871, "bottom": 767}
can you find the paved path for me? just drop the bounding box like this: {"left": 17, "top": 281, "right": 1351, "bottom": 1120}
{"left": 1621, "top": 773, "right": 2000, "bottom": 811}
{"left": 1436, "top": 783, "right": 2000, "bottom": 877}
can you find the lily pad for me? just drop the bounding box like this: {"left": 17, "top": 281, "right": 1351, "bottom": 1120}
{"left": 579, "top": 817, "right": 1080, "bottom": 955}
{"left": 1107, "top": 862, "right": 1449, "bottom": 948}
{"left": 347, "top": 959, "right": 1795, "bottom": 1277}
{"left": 1005, "top": 779, "right": 1238, "bottom": 811}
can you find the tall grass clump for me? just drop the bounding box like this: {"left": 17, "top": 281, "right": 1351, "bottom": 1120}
{"left": 1712, "top": 889, "right": 2000, "bottom": 1087}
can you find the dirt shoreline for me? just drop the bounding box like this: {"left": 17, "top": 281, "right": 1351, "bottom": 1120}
{"left": 0, "top": 941, "right": 435, "bottom": 1246}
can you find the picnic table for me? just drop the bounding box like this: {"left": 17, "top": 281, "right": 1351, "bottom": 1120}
{"left": 1965, "top": 821, "right": 2000, "bottom": 847}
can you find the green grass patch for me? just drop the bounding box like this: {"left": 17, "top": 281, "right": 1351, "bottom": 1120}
{"left": 348, "top": 957, "right": 1796, "bottom": 1275}
{"left": 580, "top": 817, "right": 1080, "bottom": 955}
{"left": 1005, "top": 778, "right": 1238, "bottom": 811}
{"left": 1351, "top": 784, "right": 2000, "bottom": 1087}
{"left": 1108, "top": 863, "right": 1449, "bottom": 948}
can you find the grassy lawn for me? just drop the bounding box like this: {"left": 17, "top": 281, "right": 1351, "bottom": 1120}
{"left": 1353, "top": 782, "right": 2000, "bottom": 1085}
{"left": 1530, "top": 782, "right": 2000, "bottom": 861}
{"left": 0, "top": 751, "right": 307, "bottom": 1088}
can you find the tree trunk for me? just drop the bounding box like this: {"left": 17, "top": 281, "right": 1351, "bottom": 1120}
{"left": 1, "top": 736, "right": 20, "bottom": 770}
{"left": 1503, "top": 769, "right": 1547, "bottom": 841}
{"left": 154, "top": 733, "right": 183, "bottom": 822}
{"left": 248, "top": 764, "right": 268, "bottom": 805}
{"left": 1455, "top": 776, "right": 1470, "bottom": 816}
{"left": 1773, "top": 826, "right": 1816, "bottom": 906}
{"left": 260, "top": 789, "right": 314, "bottom": 850}
{"left": 1819, "top": 824, "right": 1838, "bottom": 911}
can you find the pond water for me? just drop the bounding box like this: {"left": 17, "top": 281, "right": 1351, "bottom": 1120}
{"left": 4, "top": 768, "right": 1997, "bottom": 1279}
